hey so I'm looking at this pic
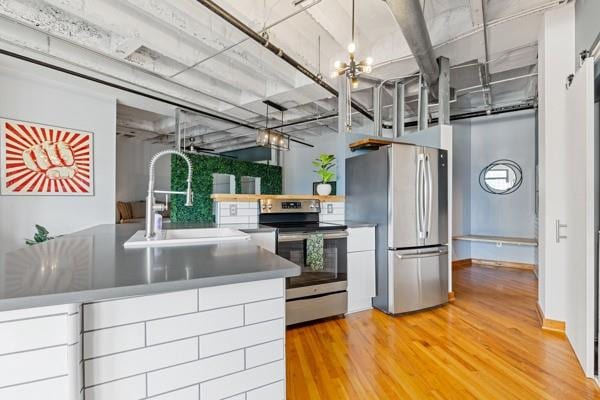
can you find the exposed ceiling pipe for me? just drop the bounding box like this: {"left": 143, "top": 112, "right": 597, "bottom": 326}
{"left": 194, "top": 0, "right": 374, "bottom": 121}
{"left": 384, "top": 0, "right": 439, "bottom": 87}
{"left": 170, "top": 0, "right": 322, "bottom": 78}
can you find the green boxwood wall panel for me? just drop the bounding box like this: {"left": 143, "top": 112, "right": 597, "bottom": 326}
{"left": 170, "top": 154, "right": 282, "bottom": 223}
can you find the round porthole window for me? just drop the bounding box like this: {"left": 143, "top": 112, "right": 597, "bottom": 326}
{"left": 478, "top": 159, "right": 523, "bottom": 195}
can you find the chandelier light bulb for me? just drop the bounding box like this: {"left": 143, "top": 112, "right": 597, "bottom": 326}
{"left": 347, "top": 42, "right": 356, "bottom": 54}
{"left": 351, "top": 77, "right": 359, "bottom": 89}
{"left": 365, "top": 56, "right": 373, "bottom": 66}
{"left": 334, "top": 60, "right": 342, "bottom": 69}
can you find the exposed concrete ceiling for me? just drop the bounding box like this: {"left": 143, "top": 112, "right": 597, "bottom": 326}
{"left": 0, "top": 0, "right": 560, "bottom": 151}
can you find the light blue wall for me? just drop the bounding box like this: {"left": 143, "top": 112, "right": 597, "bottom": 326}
{"left": 452, "top": 120, "right": 471, "bottom": 236}
{"left": 469, "top": 110, "right": 536, "bottom": 238}
{"left": 282, "top": 132, "right": 370, "bottom": 195}
{"left": 452, "top": 110, "right": 537, "bottom": 264}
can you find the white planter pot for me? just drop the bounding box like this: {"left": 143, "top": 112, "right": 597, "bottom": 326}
{"left": 316, "top": 183, "right": 332, "bottom": 196}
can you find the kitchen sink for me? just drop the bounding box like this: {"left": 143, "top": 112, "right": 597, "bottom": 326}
{"left": 124, "top": 228, "right": 250, "bottom": 249}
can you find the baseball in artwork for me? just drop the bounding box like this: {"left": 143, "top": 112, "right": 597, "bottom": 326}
{"left": 0, "top": 118, "right": 94, "bottom": 195}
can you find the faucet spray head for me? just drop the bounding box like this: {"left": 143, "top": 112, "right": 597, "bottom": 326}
{"left": 185, "top": 184, "right": 193, "bottom": 207}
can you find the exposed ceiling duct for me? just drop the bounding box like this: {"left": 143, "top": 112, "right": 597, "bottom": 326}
{"left": 384, "top": 0, "right": 439, "bottom": 87}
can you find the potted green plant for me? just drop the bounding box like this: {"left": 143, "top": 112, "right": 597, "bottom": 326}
{"left": 312, "top": 153, "right": 336, "bottom": 196}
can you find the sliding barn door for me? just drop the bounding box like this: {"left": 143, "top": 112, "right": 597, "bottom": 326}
{"left": 564, "top": 57, "right": 596, "bottom": 377}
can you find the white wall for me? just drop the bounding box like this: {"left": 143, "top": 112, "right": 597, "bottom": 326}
{"left": 537, "top": 3, "right": 575, "bottom": 321}
{"left": 116, "top": 139, "right": 171, "bottom": 203}
{"left": 575, "top": 0, "right": 600, "bottom": 58}
{"left": 0, "top": 58, "right": 117, "bottom": 253}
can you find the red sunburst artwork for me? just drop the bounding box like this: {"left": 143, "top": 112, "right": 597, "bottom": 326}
{"left": 0, "top": 118, "right": 94, "bottom": 195}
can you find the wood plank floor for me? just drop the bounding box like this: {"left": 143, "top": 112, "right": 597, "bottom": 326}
{"left": 286, "top": 264, "right": 600, "bottom": 399}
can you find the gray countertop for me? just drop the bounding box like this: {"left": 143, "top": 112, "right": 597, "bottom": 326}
{"left": 0, "top": 224, "right": 299, "bottom": 312}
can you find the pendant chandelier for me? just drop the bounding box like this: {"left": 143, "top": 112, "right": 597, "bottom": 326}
{"left": 331, "top": 0, "right": 373, "bottom": 88}
{"left": 256, "top": 101, "right": 290, "bottom": 151}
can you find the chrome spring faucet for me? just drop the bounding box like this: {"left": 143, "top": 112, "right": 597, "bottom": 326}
{"left": 145, "top": 150, "right": 193, "bottom": 238}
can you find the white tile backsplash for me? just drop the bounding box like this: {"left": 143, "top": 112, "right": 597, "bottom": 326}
{"left": 215, "top": 201, "right": 259, "bottom": 224}
{"left": 149, "top": 385, "right": 199, "bottom": 400}
{"left": 146, "top": 306, "right": 243, "bottom": 346}
{"left": 0, "top": 375, "right": 69, "bottom": 400}
{"left": 224, "top": 394, "right": 246, "bottom": 400}
{"left": 84, "top": 338, "right": 197, "bottom": 386}
{"left": 245, "top": 339, "right": 284, "bottom": 369}
{"left": 244, "top": 298, "right": 284, "bottom": 325}
{"left": 83, "top": 323, "right": 145, "bottom": 359}
{"left": 147, "top": 350, "right": 244, "bottom": 396}
{"left": 0, "top": 304, "right": 71, "bottom": 323}
{"left": 0, "top": 280, "right": 287, "bottom": 400}
{"left": 84, "top": 375, "right": 146, "bottom": 400}
{"left": 83, "top": 291, "right": 197, "bottom": 331}
{"left": 199, "top": 360, "right": 285, "bottom": 400}
{"left": 198, "top": 279, "right": 283, "bottom": 311}
{"left": 0, "top": 314, "right": 67, "bottom": 355}
{"left": 320, "top": 201, "right": 345, "bottom": 223}
{"left": 246, "top": 380, "right": 285, "bottom": 400}
{"left": 0, "top": 346, "right": 68, "bottom": 388}
{"left": 200, "top": 319, "right": 284, "bottom": 358}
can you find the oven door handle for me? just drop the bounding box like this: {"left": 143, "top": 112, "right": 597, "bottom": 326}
{"left": 278, "top": 230, "right": 349, "bottom": 242}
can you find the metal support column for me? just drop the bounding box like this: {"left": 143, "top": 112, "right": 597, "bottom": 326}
{"left": 418, "top": 74, "right": 429, "bottom": 131}
{"left": 374, "top": 86, "right": 383, "bottom": 136}
{"left": 393, "top": 81, "right": 405, "bottom": 137}
{"left": 438, "top": 56, "right": 450, "bottom": 125}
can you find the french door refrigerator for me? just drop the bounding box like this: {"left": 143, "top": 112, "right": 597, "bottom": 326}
{"left": 346, "top": 143, "right": 449, "bottom": 314}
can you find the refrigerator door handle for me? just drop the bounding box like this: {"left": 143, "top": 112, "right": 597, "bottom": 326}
{"left": 394, "top": 249, "right": 449, "bottom": 259}
{"left": 425, "top": 154, "right": 433, "bottom": 238}
{"left": 416, "top": 154, "right": 426, "bottom": 239}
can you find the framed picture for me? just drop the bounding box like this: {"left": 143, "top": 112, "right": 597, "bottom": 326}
{"left": 0, "top": 118, "right": 94, "bottom": 195}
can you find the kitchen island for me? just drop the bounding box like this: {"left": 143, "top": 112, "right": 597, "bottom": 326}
{"left": 0, "top": 224, "right": 299, "bottom": 400}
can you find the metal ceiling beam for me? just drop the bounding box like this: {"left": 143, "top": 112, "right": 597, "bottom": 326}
{"left": 194, "top": 0, "right": 374, "bottom": 122}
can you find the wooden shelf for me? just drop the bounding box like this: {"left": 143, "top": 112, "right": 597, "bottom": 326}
{"left": 453, "top": 235, "right": 538, "bottom": 247}
{"left": 349, "top": 138, "right": 393, "bottom": 152}
{"left": 211, "top": 194, "right": 345, "bottom": 202}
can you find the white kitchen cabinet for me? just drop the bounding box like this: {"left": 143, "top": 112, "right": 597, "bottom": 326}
{"left": 248, "top": 231, "right": 276, "bottom": 253}
{"left": 347, "top": 227, "right": 376, "bottom": 314}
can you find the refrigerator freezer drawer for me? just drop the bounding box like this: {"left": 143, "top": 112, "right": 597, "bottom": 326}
{"left": 388, "top": 246, "right": 449, "bottom": 314}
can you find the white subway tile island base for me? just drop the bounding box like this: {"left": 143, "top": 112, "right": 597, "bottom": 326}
{"left": 0, "top": 224, "right": 298, "bottom": 400}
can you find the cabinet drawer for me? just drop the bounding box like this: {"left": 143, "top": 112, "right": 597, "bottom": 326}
{"left": 286, "top": 292, "right": 347, "bottom": 326}
{"left": 347, "top": 227, "right": 375, "bottom": 252}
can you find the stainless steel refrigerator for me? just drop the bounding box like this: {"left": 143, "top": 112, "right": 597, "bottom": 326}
{"left": 346, "top": 143, "right": 449, "bottom": 314}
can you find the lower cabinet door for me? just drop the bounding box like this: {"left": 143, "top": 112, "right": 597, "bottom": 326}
{"left": 347, "top": 251, "right": 376, "bottom": 313}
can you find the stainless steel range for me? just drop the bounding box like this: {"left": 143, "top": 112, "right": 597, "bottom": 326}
{"left": 258, "top": 198, "right": 348, "bottom": 325}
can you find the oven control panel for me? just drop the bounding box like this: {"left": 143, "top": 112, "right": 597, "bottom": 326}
{"left": 281, "top": 201, "right": 302, "bottom": 209}
{"left": 259, "top": 199, "right": 321, "bottom": 213}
